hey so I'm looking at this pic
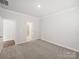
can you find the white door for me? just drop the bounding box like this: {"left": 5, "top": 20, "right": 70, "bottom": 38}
{"left": 26, "top": 22, "right": 32, "bottom": 41}
{"left": 3, "top": 19, "right": 16, "bottom": 41}
{"left": 0, "top": 16, "right": 3, "bottom": 52}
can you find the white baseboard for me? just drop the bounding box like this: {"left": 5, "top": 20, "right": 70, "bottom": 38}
{"left": 41, "top": 38, "right": 79, "bottom": 53}
{"left": 15, "top": 39, "right": 40, "bottom": 45}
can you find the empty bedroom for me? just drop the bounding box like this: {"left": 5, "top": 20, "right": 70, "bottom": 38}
{"left": 0, "top": 0, "right": 79, "bottom": 59}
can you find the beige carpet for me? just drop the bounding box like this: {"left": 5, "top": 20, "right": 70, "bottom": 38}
{"left": 0, "top": 39, "right": 78, "bottom": 59}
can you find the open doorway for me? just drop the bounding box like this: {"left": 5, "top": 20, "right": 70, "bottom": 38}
{"left": 3, "top": 19, "right": 16, "bottom": 47}
{"left": 26, "top": 22, "right": 32, "bottom": 41}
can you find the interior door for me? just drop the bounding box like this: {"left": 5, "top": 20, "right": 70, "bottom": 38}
{"left": 26, "top": 22, "right": 32, "bottom": 41}
{"left": 0, "top": 16, "right": 3, "bottom": 52}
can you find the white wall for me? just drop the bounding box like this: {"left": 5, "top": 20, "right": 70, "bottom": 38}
{"left": 0, "top": 7, "right": 40, "bottom": 44}
{"left": 41, "top": 7, "right": 79, "bottom": 52}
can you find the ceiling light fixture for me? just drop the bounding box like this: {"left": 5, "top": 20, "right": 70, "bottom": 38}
{"left": 37, "top": 4, "right": 40, "bottom": 8}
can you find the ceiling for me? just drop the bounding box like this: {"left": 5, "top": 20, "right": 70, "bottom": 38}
{"left": 0, "top": 0, "right": 79, "bottom": 17}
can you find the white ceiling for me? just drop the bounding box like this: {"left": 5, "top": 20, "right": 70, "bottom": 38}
{"left": 1, "top": 0, "right": 79, "bottom": 17}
